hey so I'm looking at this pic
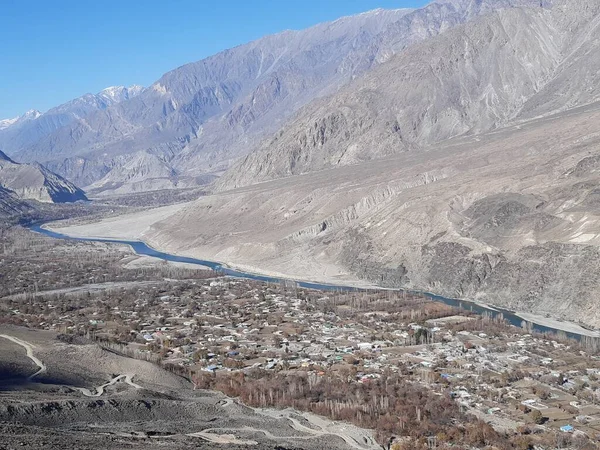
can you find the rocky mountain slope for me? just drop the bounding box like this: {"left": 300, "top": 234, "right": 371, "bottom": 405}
{"left": 0, "top": 186, "right": 28, "bottom": 217}
{"left": 146, "top": 100, "right": 600, "bottom": 327}
{"left": 0, "top": 86, "right": 143, "bottom": 159}
{"left": 217, "top": 0, "right": 600, "bottom": 190}
{"left": 0, "top": 151, "right": 87, "bottom": 203}
{"left": 5, "top": 0, "right": 548, "bottom": 195}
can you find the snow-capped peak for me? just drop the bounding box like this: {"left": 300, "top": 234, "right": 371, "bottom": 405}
{"left": 0, "top": 117, "right": 18, "bottom": 130}
{"left": 127, "top": 84, "right": 145, "bottom": 96}
{"left": 23, "top": 109, "right": 41, "bottom": 119}
{"left": 100, "top": 85, "right": 125, "bottom": 96}
{"left": 0, "top": 110, "right": 41, "bottom": 131}
{"left": 98, "top": 85, "right": 145, "bottom": 103}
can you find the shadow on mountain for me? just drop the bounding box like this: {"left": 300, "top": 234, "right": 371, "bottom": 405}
{"left": 0, "top": 368, "right": 32, "bottom": 390}
{"left": 0, "top": 368, "right": 83, "bottom": 391}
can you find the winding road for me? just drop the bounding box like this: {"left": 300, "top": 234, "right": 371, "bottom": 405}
{"left": 208, "top": 397, "right": 376, "bottom": 448}
{"left": 186, "top": 430, "right": 258, "bottom": 445}
{"left": 195, "top": 397, "right": 378, "bottom": 448}
{"left": 189, "top": 424, "right": 373, "bottom": 449}
{"left": 0, "top": 334, "right": 47, "bottom": 380}
{"left": 0, "top": 334, "right": 141, "bottom": 395}
{"left": 2, "top": 332, "right": 374, "bottom": 447}
{"left": 72, "top": 374, "right": 142, "bottom": 397}
{"left": 187, "top": 406, "right": 377, "bottom": 450}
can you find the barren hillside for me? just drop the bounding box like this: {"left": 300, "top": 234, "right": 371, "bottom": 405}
{"left": 147, "top": 101, "right": 600, "bottom": 327}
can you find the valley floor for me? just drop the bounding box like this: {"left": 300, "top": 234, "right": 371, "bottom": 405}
{"left": 48, "top": 209, "right": 379, "bottom": 289}
{"left": 47, "top": 207, "right": 600, "bottom": 339}
{"left": 4, "top": 222, "right": 600, "bottom": 449}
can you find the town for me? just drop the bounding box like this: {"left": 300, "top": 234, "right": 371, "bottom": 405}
{"left": 5, "top": 264, "right": 600, "bottom": 448}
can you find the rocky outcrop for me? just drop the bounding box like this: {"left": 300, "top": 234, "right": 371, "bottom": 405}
{"left": 0, "top": 186, "right": 28, "bottom": 217}
{"left": 0, "top": 151, "right": 87, "bottom": 203}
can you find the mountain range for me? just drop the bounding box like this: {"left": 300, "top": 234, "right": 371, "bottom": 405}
{"left": 144, "top": 0, "right": 600, "bottom": 327}
{"left": 1, "top": 0, "right": 555, "bottom": 196}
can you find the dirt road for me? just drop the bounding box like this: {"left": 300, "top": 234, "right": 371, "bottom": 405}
{"left": 0, "top": 334, "right": 47, "bottom": 380}
{"left": 0, "top": 334, "right": 142, "bottom": 395}
{"left": 187, "top": 404, "right": 378, "bottom": 450}
{"left": 72, "top": 374, "right": 142, "bottom": 397}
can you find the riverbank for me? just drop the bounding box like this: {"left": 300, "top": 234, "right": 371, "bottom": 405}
{"left": 515, "top": 311, "right": 600, "bottom": 338}
{"left": 45, "top": 209, "right": 381, "bottom": 291}
{"left": 35, "top": 217, "right": 599, "bottom": 340}
{"left": 37, "top": 204, "right": 600, "bottom": 337}
{"left": 48, "top": 202, "right": 190, "bottom": 240}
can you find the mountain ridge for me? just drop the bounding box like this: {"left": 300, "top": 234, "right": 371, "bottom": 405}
{"left": 0, "top": 85, "right": 144, "bottom": 158}
{"left": 2, "top": 0, "right": 552, "bottom": 195}
{"left": 216, "top": 0, "right": 600, "bottom": 190}
{"left": 0, "top": 151, "right": 87, "bottom": 203}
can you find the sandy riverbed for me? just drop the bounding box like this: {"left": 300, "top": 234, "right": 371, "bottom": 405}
{"left": 47, "top": 205, "right": 379, "bottom": 289}
{"left": 49, "top": 202, "right": 190, "bottom": 240}
{"left": 514, "top": 311, "right": 599, "bottom": 338}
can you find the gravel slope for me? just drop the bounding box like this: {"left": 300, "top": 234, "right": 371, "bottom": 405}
{"left": 0, "top": 326, "right": 376, "bottom": 449}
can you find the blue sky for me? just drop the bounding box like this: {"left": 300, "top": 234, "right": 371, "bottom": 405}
{"left": 1, "top": 0, "right": 429, "bottom": 119}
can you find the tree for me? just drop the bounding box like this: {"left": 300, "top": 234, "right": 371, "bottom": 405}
{"left": 529, "top": 409, "right": 544, "bottom": 425}
{"left": 513, "top": 435, "right": 534, "bottom": 450}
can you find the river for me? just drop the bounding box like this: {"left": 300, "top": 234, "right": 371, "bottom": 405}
{"left": 29, "top": 223, "right": 593, "bottom": 341}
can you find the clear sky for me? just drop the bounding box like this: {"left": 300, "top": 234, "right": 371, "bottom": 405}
{"left": 1, "top": 0, "right": 429, "bottom": 119}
